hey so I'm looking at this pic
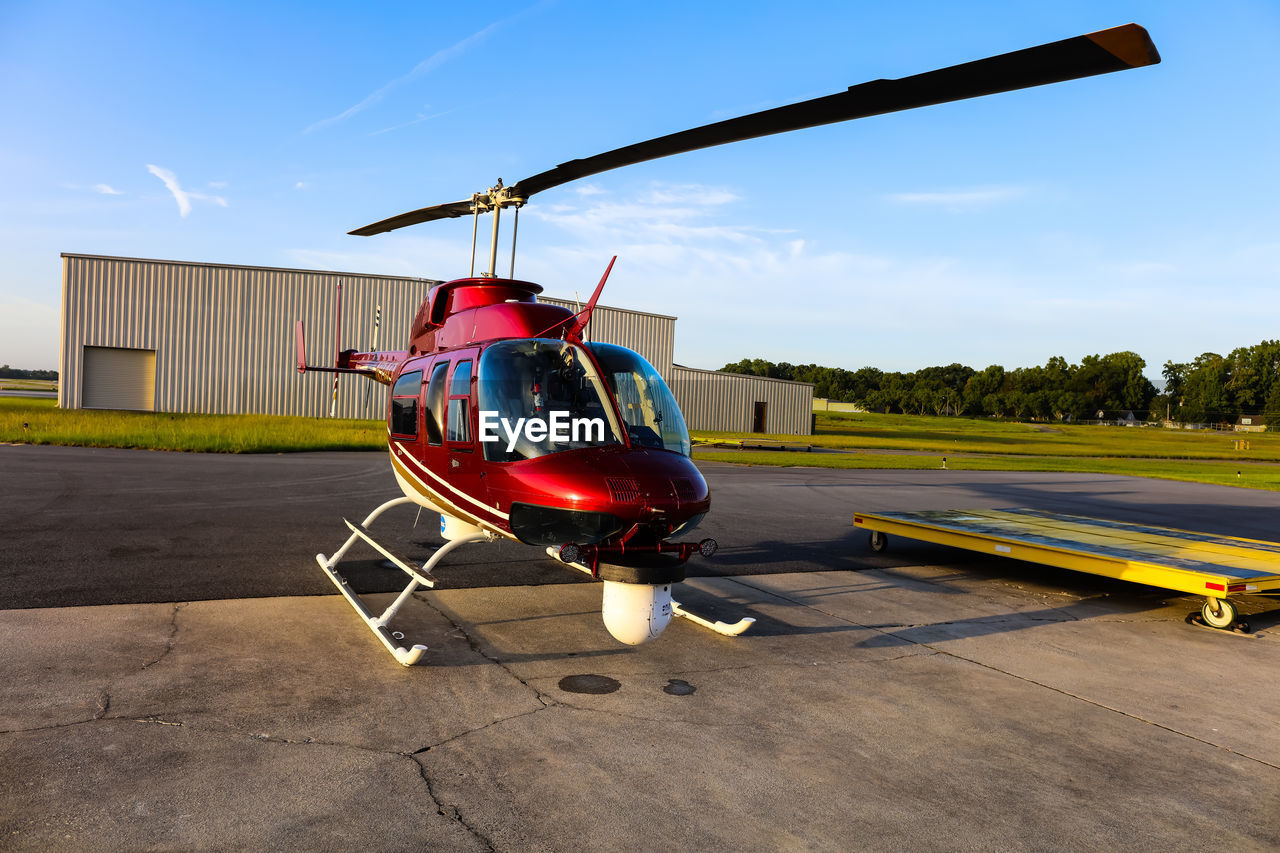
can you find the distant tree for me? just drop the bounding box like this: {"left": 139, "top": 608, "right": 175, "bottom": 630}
{"left": 1265, "top": 382, "right": 1280, "bottom": 423}
{"left": 1180, "top": 353, "right": 1229, "bottom": 422}
{"left": 963, "top": 365, "right": 1004, "bottom": 415}
{"left": 0, "top": 365, "right": 58, "bottom": 380}
{"left": 1162, "top": 361, "right": 1188, "bottom": 408}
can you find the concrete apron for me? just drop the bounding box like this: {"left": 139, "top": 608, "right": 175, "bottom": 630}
{"left": 2, "top": 569, "right": 1279, "bottom": 852}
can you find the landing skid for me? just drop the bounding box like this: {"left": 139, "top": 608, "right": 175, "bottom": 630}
{"left": 544, "top": 547, "right": 755, "bottom": 637}
{"left": 671, "top": 601, "right": 756, "bottom": 636}
{"left": 317, "top": 496, "right": 491, "bottom": 666}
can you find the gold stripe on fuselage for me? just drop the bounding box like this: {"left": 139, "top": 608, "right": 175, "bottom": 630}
{"left": 387, "top": 448, "right": 509, "bottom": 536}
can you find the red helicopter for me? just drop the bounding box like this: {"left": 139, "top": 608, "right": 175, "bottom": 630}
{"left": 297, "top": 24, "right": 1159, "bottom": 665}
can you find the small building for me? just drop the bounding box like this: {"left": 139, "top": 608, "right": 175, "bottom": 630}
{"left": 58, "top": 253, "right": 813, "bottom": 434}
{"left": 1235, "top": 415, "right": 1268, "bottom": 433}
{"left": 668, "top": 365, "right": 813, "bottom": 435}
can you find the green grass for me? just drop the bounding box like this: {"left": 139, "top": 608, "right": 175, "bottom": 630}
{"left": 693, "top": 449, "right": 1280, "bottom": 490}
{"left": 691, "top": 411, "right": 1280, "bottom": 491}
{"left": 0, "top": 398, "right": 385, "bottom": 453}
{"left": 694, "top": 411, "right": 1280, "bottom": 461}
{"left": 7, "top": 399, "right": 1280, "bottom": 491}
{"left": 0, "top": 378, "right": 56, "bottom": 392}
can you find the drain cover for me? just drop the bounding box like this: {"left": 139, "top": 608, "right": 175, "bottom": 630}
{"left": 558, "top": 674, "right": 621, "bottom": 695}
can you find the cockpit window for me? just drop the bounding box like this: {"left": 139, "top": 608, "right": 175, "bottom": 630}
{"left": 476, "top": 339, "right": 623, "bottom": 462}
{"left": 586, "top": 342, "right": 691, "bottom": 456}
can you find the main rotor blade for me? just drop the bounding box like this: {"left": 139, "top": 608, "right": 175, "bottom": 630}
{"left": 349, "top": 198, "right": 476, "bottom": 236}
{"left": 511, "top": 24, "right": 1158, "bottom": 198}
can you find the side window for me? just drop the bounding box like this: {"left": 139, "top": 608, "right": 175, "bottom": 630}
{"left": 447, "top": 360, "right": 473, "bottom": 444}
{"left": 389, "top": 370, "right": 422, "bottom": 439}
{"left": 424, "top": 362, "right": 449, "bottom": 446}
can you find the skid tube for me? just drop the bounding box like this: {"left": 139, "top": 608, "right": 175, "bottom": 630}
{"left": 545, "top": 546, "right": 755, "bottom": 637}
{"left": 317, "top": 496, "right": 491, "bottom": 665}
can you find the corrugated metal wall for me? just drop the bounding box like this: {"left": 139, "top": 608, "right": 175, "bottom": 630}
{"left": 59, "top": 255, "right": 682, "bottom": 419}
{"left": 540, "top": 296, "right": 674, "bottom": 379}
{"left": 61, "top": 254, "right": 435, "bottom": 418}
{"left": 670, "top": 365, "right": 814, "bottom": 435}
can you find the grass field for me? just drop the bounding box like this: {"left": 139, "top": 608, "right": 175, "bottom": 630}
{"left": 694, "top": 411, "right": 1280, "bottom": 461}
{"left": 689, "top": 411, "right": 1280, "bottom": 491}
{"left": 5, "top": 399, "right": 1279, "bottom": 490}
{"left": 692, "top": 448, "right": 1280, "bottom": 490}
{"left": 0, "top": 379, "right": 57, "bottom": 392}
{"left": 0, "top": 398, "right": 385, "bottom": 453}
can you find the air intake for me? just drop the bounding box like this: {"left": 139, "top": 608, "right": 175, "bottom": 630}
{"left": 606, "top": 477, "right": 641, "bottom": 503}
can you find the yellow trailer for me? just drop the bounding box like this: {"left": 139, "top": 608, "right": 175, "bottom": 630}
{"left": 853, "top": 509, "right": 1280, "bottom": 629}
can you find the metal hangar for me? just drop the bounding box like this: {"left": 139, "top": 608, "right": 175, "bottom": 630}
{"left": 59, "top": 253, "right": 812, "bottom": 434}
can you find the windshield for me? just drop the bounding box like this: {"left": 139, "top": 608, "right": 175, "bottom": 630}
{"left": 477, "top": 339, "right": 623, "bottom": 462}
{"left": 587, "top": 342, "right": 691, "bottom": 456}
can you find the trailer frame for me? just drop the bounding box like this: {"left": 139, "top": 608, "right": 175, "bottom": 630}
{"left": 853, "top": 508, "right": 1280, "bottom": 630}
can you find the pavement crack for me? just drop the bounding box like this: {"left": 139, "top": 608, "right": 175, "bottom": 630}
{"left": 132, "top": 715, "right": 186, "bottom": 727}
{"left": 410, "top": 753, "right": 497, "bottom": 851}
{"left": 414, "top": 705, "right": 552, "bottom": 755}
{"left": 727, "top": 576, "right": 1280, "bottom": 771}
{"left": 0, "top": 716, "right": 106, "bottom": 735}
{"left": 141, "top": 602, "right": 189, "bottom": 670}
{"left": 413, "top": 591, "right": 560, "bottom": 708}
{"left": 93, "top": 689, "right": 111, "bottom": 720}
{"left": 923, "top": 651, "right": 1280, "bottom": 773}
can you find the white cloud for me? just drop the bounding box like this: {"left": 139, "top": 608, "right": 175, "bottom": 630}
{"left": 305, "top": 2, "right": 549, "bottom": 133}
{"left": 295, "top": 181, "right": 311, "bottom": 190}
{"left": 527, "top": 182, "right": 759, "bottom": 244}
{"left": 279, "top": 182, "right": 1249, "bottom": 376}
{"left": 887, "top": 185, "right": 1028, "bottom": 209}
{"left": 208, "top": 180, "right": 228, "bottom": 189}
{"left": 283, "top": 234, "right": 472, "bottom": 280}
{"left": 369, "top": 108, "right": 456, "bottom": 137}
{"left": 146, "top": 164, "right": 228, "bottom": 217}
{"left": 93, "top": 183, "right": 123, "bottom": 195}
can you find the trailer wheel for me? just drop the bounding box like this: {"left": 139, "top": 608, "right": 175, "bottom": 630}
{"left": 869, "top": 531, "right": 888, "bottom": 553}
{"left": 1201, "top": 598, "right": 1237, "bottom": 629}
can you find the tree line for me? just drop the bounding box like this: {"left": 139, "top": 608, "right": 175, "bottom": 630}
{"left": 0, "top": 365, "right": 58, "bottom": 380}
{"left": 722, "top": 340, "right": 1280, "bottom": 423}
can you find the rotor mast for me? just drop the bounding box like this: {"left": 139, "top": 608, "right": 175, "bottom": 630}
{"left": 468, "top": 180, "right": 525, "bottom": 278}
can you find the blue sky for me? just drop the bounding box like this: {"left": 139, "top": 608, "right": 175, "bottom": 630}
{"left": 2, "top": 1, "right": 1278, "bottom": 377}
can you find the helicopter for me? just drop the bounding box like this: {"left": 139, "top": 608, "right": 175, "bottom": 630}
{"left": 296, "top": 24, "right": 1159, "bottom": 665}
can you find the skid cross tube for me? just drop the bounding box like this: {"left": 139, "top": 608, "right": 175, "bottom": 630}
{"left": 316, "top": 496, "right": 491, "bottom": 665}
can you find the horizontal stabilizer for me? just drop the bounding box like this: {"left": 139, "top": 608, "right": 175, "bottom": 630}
{"left": 294, "top": 319, "right": 406, "bottom": 384}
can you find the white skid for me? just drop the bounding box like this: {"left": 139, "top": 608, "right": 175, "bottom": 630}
{"left": 671, "top": 600, "right": 756, "bottom": 636}
{"left": 317, "top": 496, "right": 490, "bottom": 666}
{"left": 545, "top": 546, "right": 754, "bottom": 638}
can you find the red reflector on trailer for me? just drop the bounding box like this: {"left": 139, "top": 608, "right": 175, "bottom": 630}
{"left": 1228, "top": 584, "right": 1247, "bottom": 592}
{"left": 854, "top": 516, "right": 864, "bottom": 525}
{"left": 1205, "top": 582, "right": 1226, "bottom": 591}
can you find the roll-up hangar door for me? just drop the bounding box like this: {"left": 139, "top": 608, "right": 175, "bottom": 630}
{"left": 82, "top": 346, "right": 157, "bottom": 411}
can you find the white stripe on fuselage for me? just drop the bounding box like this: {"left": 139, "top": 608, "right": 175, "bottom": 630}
{"left": 389, "top": 442, "right": 510, "bottom": 522}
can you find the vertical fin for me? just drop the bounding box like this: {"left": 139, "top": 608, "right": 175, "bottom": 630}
{"left": 565, "top": 256, "right": 617, "bottom": 342}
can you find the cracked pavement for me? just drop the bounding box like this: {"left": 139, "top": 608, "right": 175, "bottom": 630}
{"left": 5, "top": 572, "right": 1280, "bottom": 850}
{"left": 3, "top": 447, "right": 1280, "bottom": 849}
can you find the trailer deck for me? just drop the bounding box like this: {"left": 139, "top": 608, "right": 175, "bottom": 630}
{"left": 853, "top": 508, "right": 1280, "bottom": 629}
